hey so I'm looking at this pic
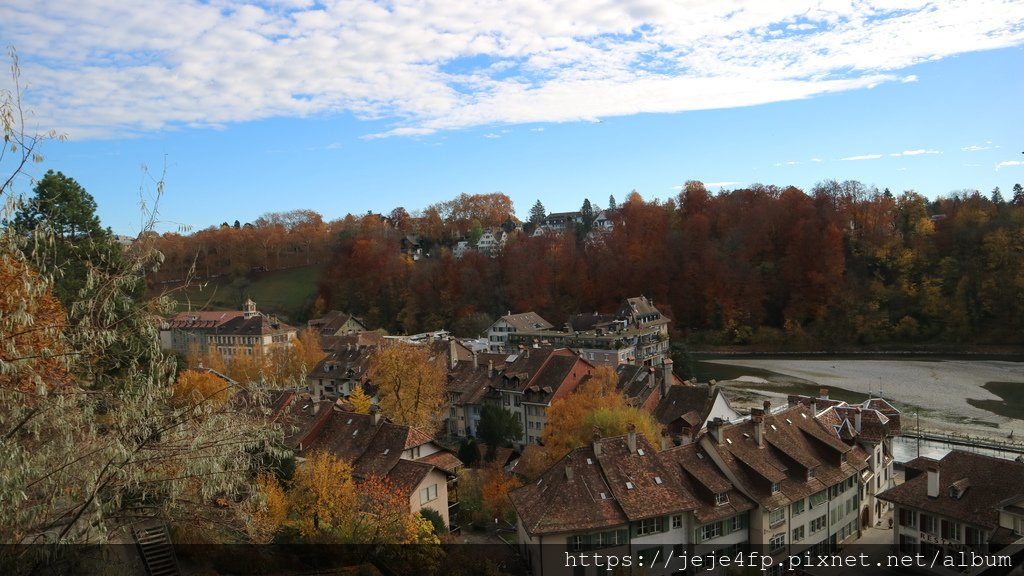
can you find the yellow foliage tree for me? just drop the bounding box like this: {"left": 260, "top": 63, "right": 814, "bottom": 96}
{"left": 296, "top": 328, "right": 326, "bottom": 372}
{"left": 172, "top": 369, "right": 232, "bottom": 408}
{"left": 0, "top": 252, "right": 68, "bottom": 396}
{"left": 287, "top": 451, "right": 357, "bottom": 539}
{"left": 368, "top": 342, "right": 446, "bottom": 432}
{"left": 348, "top": 383, "right": 373, "bottom": 414}
{"left": 248, "top": 472, "right": 288, "bottom": 544}
{"left": 540, "top": 365, "right": 662, "bottom": 465}
{"left": 479, "top": 462, "right": 522, "bottom": 523}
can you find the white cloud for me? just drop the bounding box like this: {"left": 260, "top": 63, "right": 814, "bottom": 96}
{"left": 704, "top": 181, "right": 739, "bottom": 187}
{"left": 530, "top": 127, "right": 545, "bottom": 132}
{"left": 996, "top": 160, "right": 1023, "bottom": 170}
{"left": 3, "top": 0, "right": 1024, "bottom": 138}
{"left": 962, "top": 143, "right": 999, "bottom": 151}
{"left": 890, "top": 149, "right": 942, "bottom": 156}
{"left": 810, "top": 157, "right": 823, "bottom": 163}
{"left": 484, "top": 133, "right": 501, "bottom": 139}
{"left": 841, "top": 154, "right": 883, "bottom": 161}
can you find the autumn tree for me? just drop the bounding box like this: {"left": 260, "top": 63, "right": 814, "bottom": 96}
{"left": 540, "top": 366, "right": 662, "bottom": 466}
{"left": 348, "top": 383, "right": 373, "bottom": 414}
{"left": 1, "top": 53, "right": 280, "bottom": 560}
{"left": 172, "top": 369, "right": 233, "bottom": 408}
{"left": 367, "top": 342, "right": 446, "bottom": 432}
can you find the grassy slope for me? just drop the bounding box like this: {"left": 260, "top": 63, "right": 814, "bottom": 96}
{"left": 153, "top": 265, "right": 323, "bottom": 323}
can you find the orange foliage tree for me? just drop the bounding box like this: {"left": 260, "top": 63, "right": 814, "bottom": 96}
{"left": 538, "top": 366, "right": 662, "bottom": 473}
{"left": 367, "top": 342, "right": 446, "bottom": 432}
{"left": 0, "top": 252, "right": 68, "bottom": 396}
{"left": 172, "top": 369, "right": 233, "bottom": 408}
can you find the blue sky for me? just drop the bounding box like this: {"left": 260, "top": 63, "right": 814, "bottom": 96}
{"left": 2, "top": 0, "right": 1023, "bottom": 235}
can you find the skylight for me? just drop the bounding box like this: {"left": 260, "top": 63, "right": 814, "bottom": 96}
{"left": 654, "top": 477, "right": 663, "bottom": 484}
{"left": 637, "top": 449, "right": 645, "bottom": 456}
{"left": 586, "top": 458, "right": 593, "bottom": 465}
{"left": 626, "top": 482, "right": 634, "bottom": 490}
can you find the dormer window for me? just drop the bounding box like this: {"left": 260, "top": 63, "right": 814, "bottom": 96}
{"left": 715, "top": 492, "right": 729, "bottom": 506}
{"left": 807, "top": 467, "right": 816, "bottom": 481}
{"left": 771, "top": 482, "right": 781, "bottom": 494}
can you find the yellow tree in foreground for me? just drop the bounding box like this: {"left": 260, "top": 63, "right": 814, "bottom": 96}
{"left": 348, "top": 383, "right": 373, "bottom": 414}
{"left": 367, "top": 342, "right": 446, "bottom": 432}
{"left": 537, "top": 366, "right": 662, "bottom": 475}
{"left": 252, "top": 451, "right": 439, "bottom": 545}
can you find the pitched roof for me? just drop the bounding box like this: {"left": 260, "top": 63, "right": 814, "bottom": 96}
{"left": 216, "top": 314, "right": 296, "bottom": 337}
{"left": 878, "top": 451, "right": 1024, "bottom": 530}
{"left": 653, "top": 383, "right": 716, "bottom": 427}
{"left": 164, "top": 310, "right": 245, "bottom": 330}
{"left": 308, "top": 310, "right": 368, "bottom": 336}
{"left": 702, "top": 404, "right": 865, "bottom": 508}
{"left": 499, "top": 312, "right": 554, "bottom": 331}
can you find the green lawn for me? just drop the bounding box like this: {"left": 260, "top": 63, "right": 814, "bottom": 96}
{"left": 153, "top": 264, "right": 324, "bottom": 324}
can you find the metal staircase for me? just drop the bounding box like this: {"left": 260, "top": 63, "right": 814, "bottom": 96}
{"left": 132, "top": 523, "right": 180, "bottom": 576}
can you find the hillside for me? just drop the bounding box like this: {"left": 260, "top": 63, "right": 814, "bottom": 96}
{"left": 152, "top": 264, "right": 323, "bottom": 324}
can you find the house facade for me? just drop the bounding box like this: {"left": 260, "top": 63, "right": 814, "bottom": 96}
{"left": 159, "top": 299, "right": 296, "bottom": 360}
{"left": 879, "top": 451, "right": 1024, "bottom": 575}
{"left": 485, "top": 312, "right": 554, "bottom": 354}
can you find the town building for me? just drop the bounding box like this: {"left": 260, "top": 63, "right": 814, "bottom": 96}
{"left": 508, "top": 428, "right": 754, "bottom": 576}
{"left": 268, "top": 393, "right": 463, "bottom": 528}
{"left": 485, "top": 312, "right": 554, "bottom": 354}
{"left": 307, "top": 310, "right": 369, "bottom": 336}
{"left": 159, "top": 299, "right": 296, "bottom": 359}
{"left": 508, "top": 297, "right": 671, "bottom": 367}
{"left": 788, "top": 389, "right": 902, "bottom": 527}
{"left": 878, "top": 450, "right": 1024, "bottom": 574}
{"left": 652, "top": 380, "right": 742, "bottom": 445}
{"left": 698, "top": 402, "right": 867, "bottom": 568}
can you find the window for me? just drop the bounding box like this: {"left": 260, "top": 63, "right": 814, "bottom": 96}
{"left": 671, "top": 515, "right": 683, "bottom": 529}
{"left": 715, "top": 492, "right": 729, "bottom": 506}
{"left": 514, "top": 395, "right": 521, "bottom": 407}
{"left": 699, "top": 522, "right": 722, "bottom": 541}
{"left": 771, "top": 482, "right": 781, "bottom": 494}
{"left": 810, "top": 515, "right": 827, "bottom": 533}
{"left": 410, "top": 446, "right": 421, "bottom": 459}
{"left": 419, "top": 483, "right": 438, "bottom": 504}
{"left": 770, "top": 533, "right": 785, "bottom": 554}
{"left": 727, "top": 514, "right": 746, "bottom": 533}
{"left": 568, "top": 535, "right": 584, "bottom": 551}
{"left": 941, "top": 519, "right": 960, "bottom": 541}
{"left": 899, "top": 508, "right": 917, "bottom": 528}
{"left": 921, "top": 514, "right": 937, "bottom": 535}
{"left": 791, "top": 499, "right": 805, "bottom": 516}
{"left": 636, "top": 517, "right": 666, "bottom": 536}
{"left": 792, "top": 525, "right": 805, "bottom": 542}
{"left": 769, "top": 507, "right": 785, "bottom": 528}
{"left": 809, "top": 490, "right": 827, "bottom": 509}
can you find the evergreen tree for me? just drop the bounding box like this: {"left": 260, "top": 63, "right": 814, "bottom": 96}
{"left": 608, "top": 194, "right": 617, "bottom": 210}
{"left": 528, "top": 200, "right": 546, "bottom": 226}
{"left": 1013, "top": 183, "right": 1024, "bottom": 206}
{"left": 991, "top": 186, "right": 1004, "bottom": 205}
{"left": 9, "top": 170, "right": 124, "bottom": 307}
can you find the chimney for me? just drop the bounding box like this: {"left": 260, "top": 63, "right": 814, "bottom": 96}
{"left": 819, "top": 388, "right": 829, "bottom": 400}
{"left": 660, "top": 428, "right": 670, "bottom": 451}
{"left": 565, "top": 465, "right": 574, "bottom": 481}
{"left": 592, "top": 428, "right": 602, "bottom": 456}
{"left": 763, "top": 400, "right": 772, "bottom": 414}
{"left": 370, "top": 405, "right": 381, "bottom": 426}
{"left": 708, "top": 418, "right": 724, "bottom": 445}
{"left": 472, "top": 351, "right": 478, "bottom": 369}
{"left": 810, "top": 398, "right": 817, "bottom": 415}
{"left": 627, "top": 423, "right": 637, "bottom": 454}
{"left": 708, "top": 380, "right": 716, "bottom": 398}
{"left": 313, "top": 400, "right": 321, "bottom": 415}
{"left": 752, "top": 412, "right": 765, "bottom": 447}
{"left": 488, "top": 359, "right": 494, "bottom": 378}
{"left": 854, "top": 408, "right": 862, "bottom": 433}
{"left": 927, "top": 463, "right": 940, "bottom": 498}
{"left": 449, "top": 338, "right": 458, "bottom": 370}
{"left": 662, "top": 359, "right": 673, "bottom": 399}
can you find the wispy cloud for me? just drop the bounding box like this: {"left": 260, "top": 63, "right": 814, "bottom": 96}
{"left": 890, "top": 149, "right": 941, "bottom": 156}
{"left": 996, "top": 160, "right": 1023, "bottom": 170}
{"left": 962, "top": 142, "right": 999, "bottom": 152}
{"left": 4, "top": 0, "right": 1024, "bottom": 138}
{"left": 841, "top": 154, "right": 883, "bottom": 161}
{"left": 704, "top": 181, "right": 739, "bottom": 188}
{"left": 484, "top": 133, "right": 501, "bottom": 139}
{"left": 810, "top": 157, "right": 823, "bottom": 163}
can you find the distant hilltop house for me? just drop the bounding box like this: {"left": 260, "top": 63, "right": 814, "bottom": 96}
{"left": 503, "top": 296, "right": 671, "bottom": 367}
{"left": 158, "top": 299, "right": 296, "bottom": 358}
{"left": 532, "top": 209, "right": 614, "bottom": 237}
{"left": 307, "top": 310, "right": 369, "bottom": 337}
{"left": 452, "top": 227, "right": 509, "bottom": 259}
{"left": 879, "top": 450, "right": 1024, "bottom": 574}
